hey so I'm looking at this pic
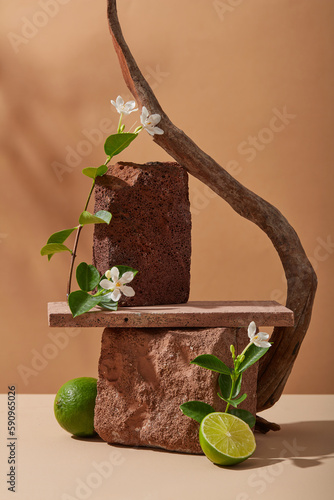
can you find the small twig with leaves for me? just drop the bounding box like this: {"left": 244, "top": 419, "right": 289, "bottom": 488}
{"left": 180, "top": 322, "right": 272, "bottom": 428}
{"left": 41, "top": 96, "right": 163, "bottom": 317}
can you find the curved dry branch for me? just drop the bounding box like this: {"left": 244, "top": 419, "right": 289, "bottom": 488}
{"left": 107, "top": 0, "right": 317, "bottom": 412}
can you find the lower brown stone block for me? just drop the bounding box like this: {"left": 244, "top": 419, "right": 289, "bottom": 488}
{"left": 94, "top": 326, "right": 257, "bottom": 454}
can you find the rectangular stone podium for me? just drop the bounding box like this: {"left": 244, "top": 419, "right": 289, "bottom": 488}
{"left": 48, "top": 301, "right": 293, "bottom": 454}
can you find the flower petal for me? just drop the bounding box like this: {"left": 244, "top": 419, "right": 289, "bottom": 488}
{"left": 253, "top": 339, "right": 272, "bottom": 349}
{"left": 141, "top": 106, "right": 149, "bottom": 122}
{"left": 123, "top": 100, "right": 138, "bottom": 114}
{"left": 248, "top": 321, "right": 257, "bottom": 339}
{"left": 262, "top": 341, "right": 271, "bottom": 348}
{"left": 100, "top": 279, "right": 114, "bottom": 290}
{"left": 126, "top": 100, "right": 137, "bottom": 110}
{"left": 123, "top": 106, "right": 138, "bottom": 116}
{"left": 256, "top": 331, "right": 270, "bottom": 341}
{"left": 152, "top": 126, "right": 164, "bottom": 135}
{"left": 121, "top": 285, "right": 135, "bottom": 297}
{"left": 111, "top": 288, "right": 122, "bottom": 302}
{"left": 110, "top": 266, "right": 119, "bottom": 283}
{"left": 119, "top": 271, "right": 134, "bottom": 284}
{"left": 116, "top": 95, "right": 124, "bottom": 106}
{"left": 111, "top": 98, "right": 121, "bottom": 114}
{"left": 149, "top": 114, "right": 161, "bottom": 125}
{"left": 105, "top": 269, "right": 112, "bottom": 280}
{"left": 252, "top": 332, "right": 271, "bottom": 348}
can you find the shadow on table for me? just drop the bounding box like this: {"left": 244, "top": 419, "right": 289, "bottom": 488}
{"left": 108, "top": 441, "right": 202, "bottom": 456}
{"left": 211, "top": 420, "right": 334, "bottom": 471}
{"left": 250, "top": 420, "right": 334, "bottom": 469}
{"left": 71, "top": 434, "right": 105, "bottom": 443}
{"left": 71, "top": 420, "right": 334, "bottom": 471}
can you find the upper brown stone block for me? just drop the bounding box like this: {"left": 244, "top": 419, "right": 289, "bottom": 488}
{"left": 48, "top": 300, "right": 294, "bottom": 328}
{"left": 93, "top": 162, "right": 191, "bottom": 306}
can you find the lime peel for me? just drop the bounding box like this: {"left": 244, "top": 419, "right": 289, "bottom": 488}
{"left": 199, "top": 412, "right": 256, "bottom": 466}
{"left": 54, "top": 377, "right": 97, "bottom": 438}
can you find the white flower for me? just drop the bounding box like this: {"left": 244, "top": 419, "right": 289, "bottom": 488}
{"left": 140, "top": 106, "right": 164, "bottom": 135}
{"left": 111, "top": 96, "right": 138, "bottom": 115}
{"left": 247, "top": 321, "right": 271, "bottom": 348}
{"left": 100, "top": 267, "right": 135, "bottom": 302}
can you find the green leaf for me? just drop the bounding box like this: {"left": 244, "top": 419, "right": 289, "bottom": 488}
{"left": 79, "top": 210, "right": 112, "bottom": 226}
{"left": 40, "top": 243, "right": 72, "bottom": 256}
{"left": 104, "top": 133, "right": 137, "bottom": 158}
{"left": 95, "top": 210, "right": 112, "bottom": 223}
{"left": 219, "top": 393, "right": 247, "bottom": 408}
{"left": 97, "top": 292, "right": 119, "bottom": 311}
{"left": 76, "top": 262, "right": 100, "bottom": 292}
{"left": 218, "top": 373, "right": 243, "bottom": 400}
{"left": 68, "top": 291, "right": 103, "bottom": 318}
{"left": 218, "top": 373, "right": 232, "bottom": 399}
{"left": 82, "top": 165, "right": 108, "bottom": 179}
{"left": 238, "top": 344, "right": 271, "bottom": 373}
{"left": 231, "top": 393, "right": 247, "bottom": 406}
{"left": 47, "top": 228, "right": 76, "bottom": 245}
{"left": 191, "top": 354, "right": 231, "bottom": 375}
{"left": 228, "top": 408, "right": 256, "bottom": 428}
{"left": 233, "top": 373, "right": 243, "bottom": 398}
{"left": 98, "top": 299, "right": 118, "bottom": 311}
{"left": 96, "top": 165, "right": 108, "bottom": 176}
{"left": 180, "top": 401, "right": 216, "bottom": 424}
{"left": 46, "top": 228, "right": 76, "bottom": 260}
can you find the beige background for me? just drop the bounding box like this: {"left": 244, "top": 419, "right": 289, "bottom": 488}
{"left": 0, "top": 0, "right": 333, "bottom": 396}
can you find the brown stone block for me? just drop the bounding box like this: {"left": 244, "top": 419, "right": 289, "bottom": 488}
{"left": 93, "top": 162, "right": 191, "bottom": 306}
{"left": 94, "top": 326, "right": 257, "bottom": 454}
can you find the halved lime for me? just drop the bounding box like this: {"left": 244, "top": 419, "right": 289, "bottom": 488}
{"left": 199, "top": 412, "right": 256, "bottom": 466}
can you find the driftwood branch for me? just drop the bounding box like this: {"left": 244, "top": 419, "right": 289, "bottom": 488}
{"left": 255, "top": 416, "right": 281, "bottom": 434}
{"left": 106, "top": 0, "right": 317, "bottom": 413}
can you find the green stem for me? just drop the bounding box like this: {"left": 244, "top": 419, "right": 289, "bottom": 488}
{"left": 84, "top": 180, "right": 95, "bottom": 211}
{"left": 67, "top": 181, "right": 95, "bottom": 296}
{"left": 92, "top": 289, "right": 108, "bottom": 298}
{"left": 117, "top": 113, "right": 123, "bottom": 133}
{"left": 239, "top": 341, "right": 252, "bottom": 358}
{"left": 224, "top": 375, "right": 236, "bottom": 414}
{"left": 66, "top": 156, "right": 111, "bottom": 297}
{"left": 67, "top": 225, "right": 82, "bottom": 297}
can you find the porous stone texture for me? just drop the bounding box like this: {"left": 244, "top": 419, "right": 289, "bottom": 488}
{"left": 93, "top": 162, "right": 191, "bottom": 306}
{"left": 94, "top": 326, "right": 257, "bottom": 454}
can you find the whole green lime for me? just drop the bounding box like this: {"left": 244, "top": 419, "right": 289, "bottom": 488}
{"left": 54, "top": 377, "right": 97, "bottom": 437}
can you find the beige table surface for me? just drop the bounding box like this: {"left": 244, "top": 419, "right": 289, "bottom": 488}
{"left": 0, "top": 394, "right": 333, "bottom": 500}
